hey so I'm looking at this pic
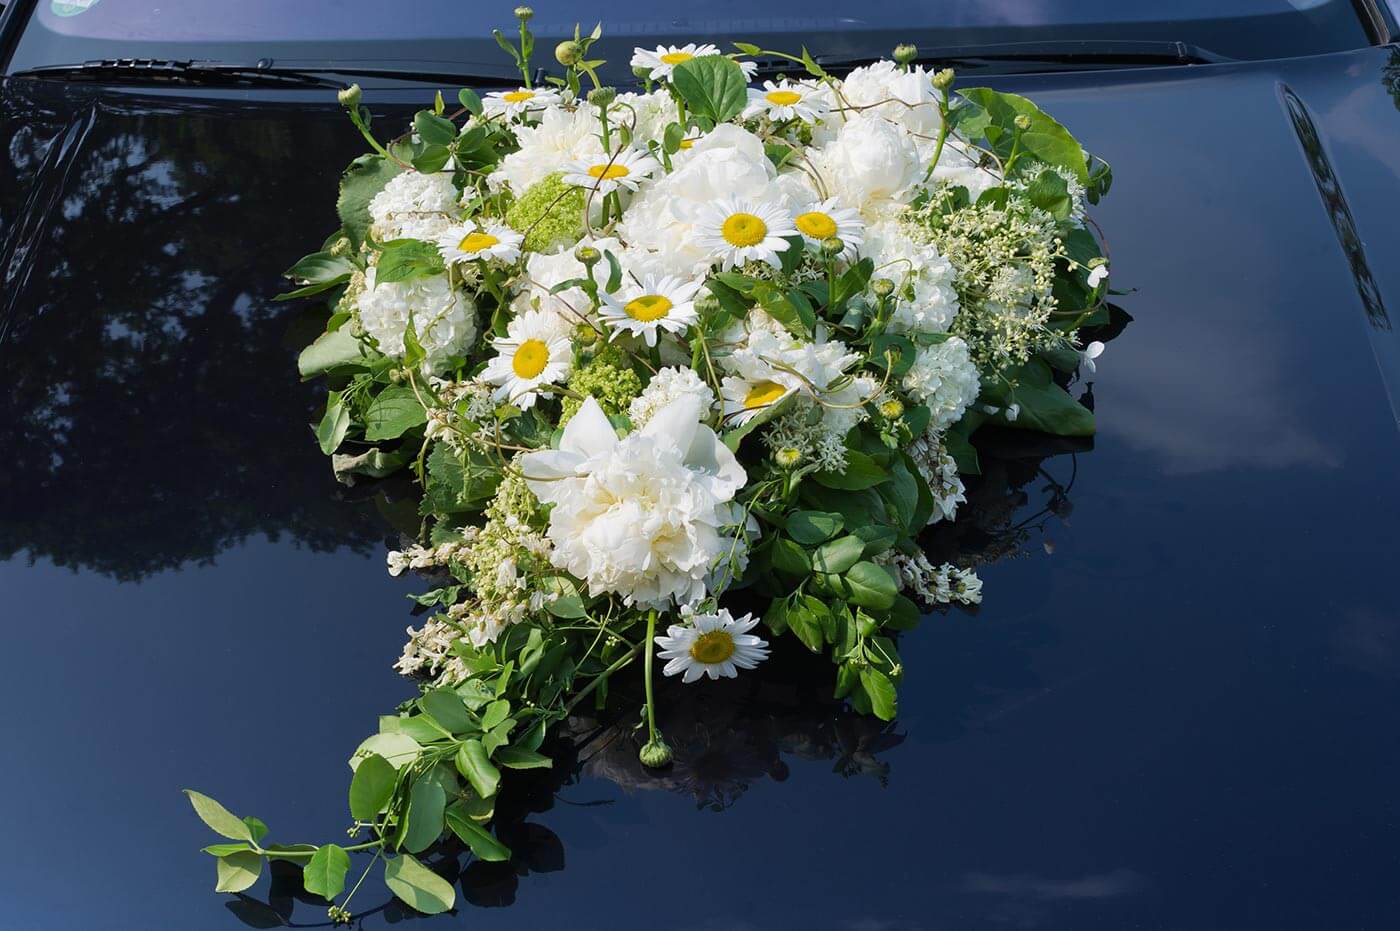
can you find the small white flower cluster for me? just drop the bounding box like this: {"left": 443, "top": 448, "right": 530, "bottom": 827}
{"left": 902, "top": 337, "right": 981, "bottom": 432}
{"left": 908, "top": 431, "right": 967, "bottom": 524}
{"left": 628, "top": 366, "right": 715, "bottom": 428}
{"left": 883, "top": 551, "right": 984, "bottom": 606}
{"left": 385, "top": 533, "right": 476, "bottom": 577}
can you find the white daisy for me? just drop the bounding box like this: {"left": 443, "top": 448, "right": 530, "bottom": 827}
{"left": 560, "top": 147, "right": 661, "bottom": 196}
{"left": 630, "top": 43, "right": 720, "bottom": 81}
{"left": 744, "top": 80, "right": 829, "bottom": 123}
{"left": 435, "top": 221, "right": 522, "bottom": 266}
{"left": 720, "top": 375, "right": 796, "bottom": 426}
{"left": 692, "top": 196, "right": 798, "bottom": 270}
{"left": 482, "top": 86, "right": 562, "bottom": 119}
{"left": 599, "top": 274, "right": 704, "bottom": 347}
{"left": 481, "top": 310, "right": 573, "bottom": 409}
{"left": 792, "top": 198, "right": 865, "bottom": 256}
{"left": 654, "top": 607, "right": 769, "bottom": 683}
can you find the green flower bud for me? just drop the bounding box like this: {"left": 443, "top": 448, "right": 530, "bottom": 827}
{"left": 694, "top": 292, "right": 721, "bottom": 316}
{"left": 574, "top": 244, "right": 601, "bottom": 267}
{"left": 639, "top": 738, "right": 673, "bottom": 768}
{"left": 878, "top": 398, "right": 905, "bottom": 419}
{"left": 513, "top": 5, "right": 534, "bottom": 20}
{"left": 893, "top": 44, "right": 919, "bottom": 65}
{"left": 587, "top": 86, "right": 617, "bottom": 108}
{"left": 820, "top": 236, "right": 846, "bottom": 257}
{"left": 1014, "top": 113, "right": 1032, "bottom": 131}
{"left": 870, "top": 277, "right": 896, "bottom": 298}
{"left": 932, "top": 68, "right": 955, "bottom": 91}
{"left": 574, "top": 324, "right": 599, "bottom": 346}
{"left": 632, "top": 65, "right": 652, "bottom": 81}
{"left": 337, "top": 83, "right": 362, "bottom": 109}
{"left": 774, "top": 446, "right": 802, "bottom": 468}
{"left": 555, "top": 40, "right": 584, "bottom": 67}
{"left": 857, "top": 615, "right": 879, "bottom": 638}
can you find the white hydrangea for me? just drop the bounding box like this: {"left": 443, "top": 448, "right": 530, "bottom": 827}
{"left": 607, "top": 89, "right": 676, "bottom": 145}
{"left": 864, "top": 215, "right": 961, "bottom": 334}
{"left": 902, "top": 337, "right": 980, "bottom": 431}
{"left": 357, "top": 267, "right": 478, "bottom": 373}
{"left": 492, "top": 105, "right": 602, "bottom": 194}
{"left": 629, "top": 366, "right": 716, "bottom": 427}
{"left": 368, "top": 171, "right": 461, "bottom": 241}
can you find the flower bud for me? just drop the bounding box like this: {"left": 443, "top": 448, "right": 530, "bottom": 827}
{"left": 514, "top": 5, "right": 533, "bottom": 19}
{"left": 878, "top": 398, "right": 904, "bottom": 419}
{"left": 337, "top": 83, "right": 362, "bottom": 109}
{"left": 1014, "top": 113, "right": 1032, "bottom": 131}
{"left": 820, "top": 236, "right": 845, "bottom": 257}
{"left": 587, "top": 86, "right": 617, "bottom": 108}
{"left": 774, "top": 446, "right": 802, "bottom": 468}
{"left": 573, "top": 324, "right": 599, "bottom": 346}
{"left": 639, "top": 738, "right": 673, "bottom": 768}
{"left": 693, "top": 292, "right": 721, "bottom": 317}
{"left": 932, "top": 68, "right": 955, "bottom": 91}
{"left": 893, "top": 44, "right": 919, "bottom": 66}
{"left": 870, "top": 277, "right": 896, "bottom": 298}
{"left": 573, "top": 244, "right": 600, "bottom": 267}
{"left": 632, "top": 65, "right": 652, "bottom": 81}
{"left": 555, "top": 40, "right": 584, "bottom": 66}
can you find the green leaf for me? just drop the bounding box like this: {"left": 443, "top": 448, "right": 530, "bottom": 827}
{"left": 420, "top": 689, "right": 473, "bottom": 734}
{"left": 184, "top": 790, "right": 254, "bottom": 842}
{"left": 458, "top": 87, "right": 483, "bottom": 115}
{"left": 298, "top": 326, "right": 368, "bottom": 379}
{"left": 315, "top": 391, "right": 351, "bottom": 455}
{"left": 851, "top": 523, "right": 899, "bottom": 557}
{"left": 787, "top": 595, "right": 830, "bottom": 652}
{"left": 337, "top": 153, "right": 402, "bottom": 247}
{"left": 303, "top": 845, "right": 351, "bottom": 900}
{"left": 423, "top": 443, "right": 502, "bottom": 514}
{"left": 722, "top": 390, "right": 796, "bottom": 452}
{"left": 414, "top": 110, "right": 457, "bottom": 146}
{"left": 264, "top": 843, "right": 318, "bottom": 863}
{"left": 376, "top": 238, "right": 446, "bottom": 283}
{"left": 671, "top": 55, "right": 748, "bottom": 125}
{"left": 348, "top": 753, "right": 396, "bottom": 821}
{"left": 202, "top": 843, "right": 252, "bottom": 857}
{"left": 1026, "top": 168, "right": 1072, "bottom": 219}
{"left": 352, "top": 732, "right": 422, "bottom": 770}
{"left": 986, "top": 359, "right": 1094, "bottom": 437}
{"left": 455, "top": 739, "right": 501, "bottom": 799}
{"left": 958, "top": 87, "right": 1088, "bottom": 181}
{"left": 383, "top": 854, "right": 456, "bottom": 915}
{"left": 813, "top": 535, "right": 865, "bottom": 575}
{"left": 403, "top": 778, "right": 447, "bottom": 854}
{"left": 481, "top": 699, "right": 511, "bottom": 732}
{"left": 786, "top": 510, "right": 844, "bottom": 545}
{"left": 860, "top": 667, "right": 898, "bottom": 721}
{"left": 276, "top": 251, "right": 353, "bottom": 299}
{"left": 242, "top": 816, "right": 270, "bottom": 844}
{"left": 771, "top": 537, "right": 812, "bottom": 576}
{"left": 835, "top": 561, "right": 898, "bottom": 611}
{"left": 445, "top": 803, "right": 512, "bottom": 861}
{"left": 363, "top": 386, "right": 427, "bottom": 441}
{"left": 814, "top": 449, "right": 888, "bottom": 490}
{"left": 751, "top": 281, "right": 811, "bottom": 338}
{"left": 493, "top": 747, "right": 553, "bottom": 770}
{"left": 214, "top": 850, "right": 262, "bottom": 894}
{"left": 412, "top": 144, "right": 452, "bottom": 174}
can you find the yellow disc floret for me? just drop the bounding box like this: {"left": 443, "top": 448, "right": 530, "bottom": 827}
{"left": 587, "top": 163, "right": 631, "bottom": 180}
{"left": 721, "top": 212, "right": 768, "bottom": 247}
{"left": 624, "top": 294, "right": 673, "bottom": 322}
{"left": 795, "top": 211, "right": 837, "bottom": 239}
{"left": 502, "top": 90, "right": 535, "bottom": 103}
{"left": 743, "top": 380, "right": 787, "bottom": 409}
{"left": 660, "top": 51, "right": 694, "bottom": 65}
{"left": 765, "top": 90, "right": 802, "bottom": 106}
{"left": 689, "top": 630, "right": 736, "bottom": 664}
{"left": 459, "top": 231, "right": 500, "bottom": 253}
{"left": 512, "top": 339, "right": 550, "bottom": 378}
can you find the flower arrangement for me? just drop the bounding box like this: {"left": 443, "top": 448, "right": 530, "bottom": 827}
{"left": 187, "top": 11, "right": 1115, "bottom": 919}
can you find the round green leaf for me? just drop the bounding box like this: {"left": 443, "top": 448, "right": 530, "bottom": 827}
{"left": 403, "top": 778, "right": 447, "bottom": 854}
{"left": 384, "top": 854, "right": 456, "bottom": 915}
{"left": 348, "top": 753, "right": 396, "bottom": 821}
{"left": 303, "top": 844, "right": 351, "bottom": 900}
{"left": 214, "top": 850, "right": 263, "bottom": 893}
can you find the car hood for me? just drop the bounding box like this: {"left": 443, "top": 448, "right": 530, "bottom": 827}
{"left": 3, "top": 47, "right": 1400, "bottom": 929}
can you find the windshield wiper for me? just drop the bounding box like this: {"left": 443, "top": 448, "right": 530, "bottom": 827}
{"left": 10, "top": 58, "right": 522, "bottom": 88}
{"left": 753, "top": 40, "right": 1233, "bottom": 77}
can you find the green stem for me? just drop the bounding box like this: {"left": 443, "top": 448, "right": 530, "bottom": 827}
{"left": 642, "top": 608, "right": 659, "bottom": 746}
{"left": 563, "top": 643, "right": 641, "bottom": 714}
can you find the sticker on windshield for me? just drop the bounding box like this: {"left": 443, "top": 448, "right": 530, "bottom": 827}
{"left": 51, "top": 0, "right": 100, "bottom": 15}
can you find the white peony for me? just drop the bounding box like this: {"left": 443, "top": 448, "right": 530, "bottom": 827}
{"left": 368, "top": 171, "right": 461, "bottom": 241}
{"left": 520, "top": 395, "right": 747, "bottom": 609}
{"left": 492, "top": 105, "right": 602, "bottom": 194}
{"left": 825, "top": 61, "right": 942, "bottom": 140}
{"left": 357, "top": 267, "right": 478, "bottom": 373}
{"left": 808, "top": 115, "right": 921, "bottom": 217}
{"left": 902, "top": 336, "right": 981, "bottom": 431}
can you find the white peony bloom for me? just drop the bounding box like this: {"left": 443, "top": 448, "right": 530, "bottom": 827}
{"left": 357, "top": 267, "right": 477, "bottom": 373}
{"left": 629, "top": 366, "right": 717, "bottom": 427}
{"left": 902, "top": 337, "right": 981, "bottom": 431}
{"left": 492, "top": 105, "right": 602, "bottom": 194}
{"left": 520, "top": 395, "right": 747, "bottom": 609}
{"left": 654, "top": 606, "right": 770, "bottom": 683}
{"left": 863, "top": 215, "right": 961, "bottom": 334}
{"left": 809, "top": 115, "right": 921, "bottom": 217}
{"left": 828, "top": 61, "right": 942, "bottom": 139}
{"left": 368, "top": 171, "right": 461, "bottom": 241}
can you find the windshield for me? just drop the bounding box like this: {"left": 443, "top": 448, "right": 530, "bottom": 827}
{"left": 4, "top": 0, "right": 1378, "bottom": 78}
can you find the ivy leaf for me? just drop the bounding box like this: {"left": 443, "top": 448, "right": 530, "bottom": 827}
{"left": 455, "top": 739, "right": 501, "bottom": 799}
{"left": 214, "top": 850, "right": 263, "bottom": 894}
{"left": 383, "top": 854, "right": 456, "bottom": 915}
{"left": 445, "top": 803, "right": 512, "bottom": 861}
{"left": 337, "top": 153, "right": 402, "bottom": 248}
{"left": 671, "top": 55, "right": 748, "bottom": 125}
{"left": 348, "top": 753, "right": 396, "bottom": 821}
{"left": 363, "top": 387, "right": 427, "bottom": 441}
{"left": 303, "top": 845, "right": 351, "bottom": 900}
{"left": 184, "top": 790, "right": 254, "bottom": 842}
{"left": 403, "top": 778, "right": 447, "bottom": 854}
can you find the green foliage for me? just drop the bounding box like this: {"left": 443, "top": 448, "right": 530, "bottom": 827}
{"left": 671, "top": 55, "right": 748, "bottom": 126}
{"left": 337, "top": 154, "right": 401, "bottom": 247}
{"left": 957, "top": 87, "right": 1089, "bottom": 181}
{"left": 383, "top": 854, "right": 455, "bottom": 914}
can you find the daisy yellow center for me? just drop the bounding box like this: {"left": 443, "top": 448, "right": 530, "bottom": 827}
{"left": 458, "top": 231, "right": 500, "bottom": 253}
{"left": 743, "top": 380, "right": 787, "bottom": 409}
{"left": 689, "top": 630, "right": 736, "bottom": 664}
{"left": 660, "top": 51, "right": 694, "bottom": 65}
{"left": 587, "top": 163, "right": 631, "bottom": 180}
{"left": 721, "top": 212, "right": 768, "bottom": 248}
{"left": 795, "top": 211, "right": 838, "bottom": 239}
{"left": 624, "top": 294, "right": 673, "bottom": 322}
{"left": 502, "top": 90, "right": 535, "bottom": 103}
{"left": 512, "top": 339, "right": 549, "bottom": 379}
{"left": 765, "top": 90, "right": 802, "bottom": 106}
{"left": 678, "top": 138, "right": 696, "bottom": 150}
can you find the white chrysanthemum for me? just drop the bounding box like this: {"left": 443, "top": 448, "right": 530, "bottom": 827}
{"left": 809, "top": 114, "right": 921, "bottom": 217}
{"left": 692, "top": 195, "right": 798, "bottom": 270}
{"left": 435, "top": 221, "right": 523, "bottom": 266}
{"left": 357, "top": 267, "right": 477, "bottom": 374}
{"left": 902, "top": 337, "right": 981, "bottom": 431}
{"left": 864, "top": 216, "right": 960, "bottom": 334}
{"left": 519, "top": 395, "right": 747, "bottom": 608}
{"left": 630, "top": 43, "right": 720, "bottom": 81}
{"left": 598, "top": 274, "right": 703, "bottom": 347}
{"left": 654, "top": 607, "right": 769, "bottom": 683}
{"left": 560, "top": 147, "right": 661, "bottom": 196}
{"left": 743, "top": 80, "right": 829, "bottom": 123}
{"left": 720, "top": 376, "right": 795, "bottom": 426}
{"left": 482, "top": 86, "right": 562, "bottom": 119}
{"left": 792, "top": 197, "right": 864, "bottom": 255}
{"left": 492, "top": 105, "right": 602, "bottom": 194}
{"left": 629, "top": 367, "right": 716, "bottom": 427}
{"left": 481, "top": 309, "right": 573, "bottom": 409}
{"left": 368, "top": 171, "right": 461, "bottom": 241}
